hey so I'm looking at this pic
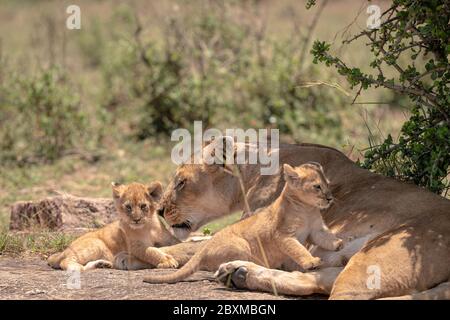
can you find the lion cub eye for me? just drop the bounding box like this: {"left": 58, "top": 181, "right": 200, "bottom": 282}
{"left": 314, "top": 184, "right": 322, "bottom": 191}
{"left": 125, "top": 204, "right": 132, "bottom": 214}
{"left": 140, "top": 203, "right": 148, "bottom": 212}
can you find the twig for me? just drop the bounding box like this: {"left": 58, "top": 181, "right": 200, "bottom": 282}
{"left": 256, "top": 235, "right": 278, "bottom": 297}
{"left": 298, "top": 0, "right": 329, "bottom": 70}
{"left": 295, "top": 80, "right": 350, "bottom": 97}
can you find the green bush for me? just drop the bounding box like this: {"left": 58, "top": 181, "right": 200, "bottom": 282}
{"left": 311, "top": 0, "right": 450, "bottom": 194}
{"left": 0, "top": 68, "right": 86, "bottom": 164}
{"left": 100, "top": 3, "right": 348, "bottom": 144}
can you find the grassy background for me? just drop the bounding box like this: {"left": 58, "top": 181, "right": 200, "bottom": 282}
{"left": 0, "top": 0, "right": 406, "bottom": 254}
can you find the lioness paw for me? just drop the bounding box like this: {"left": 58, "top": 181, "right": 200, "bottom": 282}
{"left": 215, "top": 261, "right": 253, "bottom": 289}
{"left": 156, "top": 255, "right": 179, "bottom": 269}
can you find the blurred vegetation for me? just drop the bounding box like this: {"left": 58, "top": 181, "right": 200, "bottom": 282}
{"left": 95, "top": 2, "right": 348, "bottom": 142}
{"left": 0, "top": 230, "right": 75, "bottom": 256}
{"left": 0, "top": 1, "right": 352, "bottom": 168}
{"left": 311, "top": 0, "right": 450, "bottom": 194}
{"left": 0, "top": 67, "right": 89, "bottom": 164}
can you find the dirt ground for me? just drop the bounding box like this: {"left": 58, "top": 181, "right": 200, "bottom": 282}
{"left": 0, "top": 256, "right": 306, "bottom": 300}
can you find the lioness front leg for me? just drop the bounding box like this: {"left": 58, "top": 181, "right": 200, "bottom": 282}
{"left": 277, "top": 237, "right": 322, "bottom": 270}
{"left": 130, "top": 241, "right": 178, "bottom": 269}
{"left": 215, "top": 260, "right": 343, "bottom": 296}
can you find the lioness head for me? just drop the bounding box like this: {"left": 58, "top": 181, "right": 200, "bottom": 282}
{"left": 112, "top": 182, "right": 163, "bottom": 229}
{"left": 283, "top": 162, "right": 333, "bottom": 210}
{"left": 158, "top": 137, "right": 241, "bottom": 239}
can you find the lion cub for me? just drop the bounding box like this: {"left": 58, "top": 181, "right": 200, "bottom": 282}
{"left": 48, "top": 182, "right": 180, "bottom": 271}
{"left": 144, "top": 162, "right": 343, "bottom": 284}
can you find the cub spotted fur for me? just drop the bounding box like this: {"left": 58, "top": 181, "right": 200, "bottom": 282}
{"left": 143, "top": 162, "right": 343, "bottom": 284}
{"left": 48, "top": 182, "right": 180, "bottom": 271}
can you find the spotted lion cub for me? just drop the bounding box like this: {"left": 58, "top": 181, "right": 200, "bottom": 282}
{"left": 144, "top": 162, "right": 343, "bottom": 284}
{"left": 48, "top": 182, "right": 180, "bottom": 271}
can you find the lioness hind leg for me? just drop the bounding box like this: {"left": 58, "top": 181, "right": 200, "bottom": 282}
{"left": 379, "top": 281, "right": 450, "bottom": 300}
{"left": 329, "top": 225, "right": 450, "bottom": 300}
{"left": 215, "top": 260, "right": 342, "bottom": 296}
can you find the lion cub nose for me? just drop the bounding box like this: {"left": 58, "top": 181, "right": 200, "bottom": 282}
{"left": 133, "top": 217, "right": 142, "bottom": 223}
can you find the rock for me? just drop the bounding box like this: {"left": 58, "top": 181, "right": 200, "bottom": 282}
{"left": 9, "top": 193, "right": 117, "bottom": 231}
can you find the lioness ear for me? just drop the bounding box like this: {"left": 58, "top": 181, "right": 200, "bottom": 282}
{"left": 202, "top": 135, "right": 235, "bottom": 169}
{"left": 147, "top": 181, "right": 163, "bottom": 201}
{"left": 112, "top": 182, "right": 125, "bottom": 200}
{"left": 283, "top": 164, "right": 300, "bottom": 183}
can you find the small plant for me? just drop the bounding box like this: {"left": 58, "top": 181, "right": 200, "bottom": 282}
{"left": 202, "top": 227, "right": 211, "bottom": 236}
{"left": 0, "top": 68, "right": 87, "bottom": 164}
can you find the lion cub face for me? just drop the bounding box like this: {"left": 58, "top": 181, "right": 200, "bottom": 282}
{"left": 112, "top": 182, "right": 163, "bottom": 229}
{"left": 283, "top": 162, "right": 333, "bottom": 210}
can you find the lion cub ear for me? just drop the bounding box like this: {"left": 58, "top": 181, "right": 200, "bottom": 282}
{"left": 112, "top": 182, "right": 126, "bottom": 200}
{"left": 283, "top": 164, "right": 300, "bottom": 183}
{"left": 306, "top": 161, "right": 325, "bottom": 173}
{"left": 147, "top": 181, "right": 163, "bottom": 202}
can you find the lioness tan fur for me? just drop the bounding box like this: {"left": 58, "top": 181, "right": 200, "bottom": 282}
{"left": 48, "top": 182, "right": 180, "bottom": 271}
{"left": 157, "top": 137, "right": 450, "bottom": 299}
{"left": 144, "top": 163, "right": 343, "bottom": 284}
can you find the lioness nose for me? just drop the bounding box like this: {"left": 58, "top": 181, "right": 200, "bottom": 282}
{"left": 327, "top": 195, "right": 333, "bottom": 201}
{"left": 157, "top": 207, "right": 165, "bottom": 217}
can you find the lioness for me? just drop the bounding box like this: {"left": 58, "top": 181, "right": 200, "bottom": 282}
{"left": 157, "top": 137, "right": 450, "bottom": 299}
{"left": 48, "top": 182, "right": 180, "bottom": 271}
{"left": 144, "top": 163, "right": 343, "bottom": 284}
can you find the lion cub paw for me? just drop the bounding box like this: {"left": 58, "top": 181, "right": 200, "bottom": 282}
{"left": 301, "top": 257, "right": 322, "bottom": 270}
{"left": 95, "top": 260, "right": 113, "bottom": 269}
{"left": 333, "top": 239, "right": 344, "bottom": 251}
{"left": 156, "top": 254, "right": 179, "bottom": 269}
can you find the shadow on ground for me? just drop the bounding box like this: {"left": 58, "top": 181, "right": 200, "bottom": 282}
{"left": 0, "top": 257, "right": 310, "bottom": 300}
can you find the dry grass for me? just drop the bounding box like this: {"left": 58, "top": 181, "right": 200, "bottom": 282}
{"left": 0, "top": 231, "right": 76, "bottom": 257}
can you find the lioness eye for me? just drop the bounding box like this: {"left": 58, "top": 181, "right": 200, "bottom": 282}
{"left": 175, "top": 179, "right": 186, "bottom": 190}
{"left": 140, "top": 204, "right": 148, "bottom": 211}
{"left": 314, "top": 185, "right": 321, "bottom": 191}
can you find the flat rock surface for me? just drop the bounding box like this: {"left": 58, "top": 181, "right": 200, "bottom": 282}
{"left": 0, "top": 256, "right": 303, "bottom": 300}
